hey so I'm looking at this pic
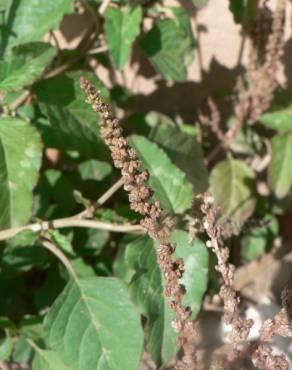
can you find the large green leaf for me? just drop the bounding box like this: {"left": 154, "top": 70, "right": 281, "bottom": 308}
{"left": 0, "top": 117, "right": 43, "bottom": 229}
{"left": 0, "top": 43, "right": 56, "bottom": 92}
{"left": 1, "top": 0, "right": 75, "bottom": 50}
{"left": 130, "top": 135, "right": 194, "bottom": 213}
{"left": 268, "top": 133, "right": 292, "bottom": 198}
{"left": 148, "top": 117, "right": 208, "bottom": 192}
{"left": 32, "top": 347, "right": 70, "bottom": 370}
{"left": 209, "top": 158, "right": 256, "bottom": 228}
{"left": 125, "top": 230, "right": 208, "bottom": 366}
{"left": 260, "top": 108, "right": 292, "bottom": 132}
{"left": 105, "top": 6, "right": 142, "bottom": 69}
{"left": 141, "top": 12, "right": 195, "bottom": 81}
{"left": 44, "top": 277, "right": 143, "bottom": 370}
{"left": 33, "top": 71, "right": 109, "bottom": 159}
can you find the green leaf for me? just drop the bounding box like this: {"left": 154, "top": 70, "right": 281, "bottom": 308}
{"left": 260, "top": 108, "right": 292, "bottom": 132}
{"left": 0, "top": 0, "right": 9, "bottom": 11}
{"left": 1, "top": 0, "right": 75, "bottom": 50}
{"left": 148, "top": 116, "right": 208, "bottom": 192}
{"left": 0, "top": 335, "right": 13, "bottom": 360}
{"left": 105, "top": 6, "right": 142, "bottom": 69}
{"left": 42, "top": 169, "right": 77, "bottom": 213}
{"left": 78, "top": 160, "right": 112, "bottom": 181}
{"left": 130, "top": 135, "right": 194, "bottom": 213}
{"left": 126, "top": 236, "right": 176, "bottom": 366}
{"left": 210, "top": 158, "right": 256, "bottom": 228}
{"left": 229, "top": 0, "right": 247, "bottom": 23}
{"left": 33, "top": 71, "right": 109, "bottom": 159}
{"left": 0, "top": 231, "right": 51, "bottom": 275}
{"left": 0, "top": 43, "right": 56, "bottom": 92}
{"left": 171, "top": 230, "right": 208, "bottom": 317}
{"left": 0, "top": 117, "right": 43, "bottom": 229}
{"left": 141, "top": 14, "right": 195, "bottom": 81}
{"left": 241, "top": 215, "right": 278, "bottom": 261}
{"left": 19, "top": 315, "right": 44, "bottom": 342}
{"left": 32, "top": 345, "right": 70, "bottom": 370}
{"left": 70, "top": 258, "right": 96, "bottom": 278}
{"left": 145, "top": 111, "right": 174, "bottom": 128}
{"left": 44, "top": 277, "right": 143, "bottom": 370}
{"left": 72, "top": 228, "right": 109, "bottom": 256}
{"left": 35, "top": 264, "right": 67, "bottom": 310}
{"left": 268, "top": 133, "right": 292, "bottom": 198}
{"left": 13, "top": 336, "right": 33, "bottom": 363}
{"left": 125, "top": 231, "right": 208, "bottom": 366}
{"left": 49, "top": 230, "right": 75, "bottom": 257}
{"left": 229, "top": 0, "right": 257, "bottom": 28}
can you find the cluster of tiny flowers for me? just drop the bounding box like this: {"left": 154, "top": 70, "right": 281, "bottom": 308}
{"left": 245, "top": 0, "right": 286, "bottom": 124}
{"left": 198, "top": 97, "right": 226, "bottom": 146}
{"left": 199, "top": 193, "right": 292, "bottom": 369}
{"left": 80, "top": 77, "right": 196, "bottom": 370}
{"left": 198, "top": 193, "right": 254, "bottom": 357}
{"left": 249, "top": 2, "right": 273, "bottom": 67}
{"left": 251, "top": 287, "right": 292, "bottom": 369}
{"left": 200, "top": 0, "right": 286, "bottom": 147}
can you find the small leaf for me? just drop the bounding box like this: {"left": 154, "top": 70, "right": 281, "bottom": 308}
{"left": 125, "top": 231, "right": 208, "bottom": 366}
{"left": 268, "top": 133, "right": 292, "bottom": 198}
{"left": 229, "top": 0, "right": 247, "bottom": 23}
{"left": 130, "top": 135, "right": 194, "bottom": 213}
{"left": 0, "top": 43, "right": 56, "bottom": 92}
{"left": 260, "top": 108, "right": 292, "bottom": 132}
{"left": 44, "top": 277, "right": 143, "bottom": 370}
{"left": 49, "top": 230, "right": 75, "bottom": 257}
{"left": 19, "top": 315, "right": 44, "bottom": 342}
{"left": 35, "top": 264, "right": 67, "bottom": 310}
{"left": 0, "top": 231, "right": 51, "bottom": 275}
{"left": 33, "top": 71, "right": 109, "bottom": 159}
{"left": 72, "top": 190, "right": 90, "bottom": 208}
{"left": 78, "top": 159, "right": 112, "bottom": 181}
{"left": 241, "top": 215, "right": 278, "bottom": 261}
{"left": 0, "top": 335, "right": 13, "bottom": 360}
{"left": 229, "top": 0, "right": 257, "bottom": 28}
{"left": 141, "top": 13, "right": 195, "bottom": 81}
{"left": 72, "top": 228, "right": 109, "bottom": 256}
{"left": 105, "top": 6, "right": 142, "bottom": 69}
{"left": 0, "top": 117, "right": 43, "bottom": 229}
{"left": 71, "top": 258, "right": 96, "bottom": 278}
{"left": 13, "top": 336, "right": 33, "bottom": 363}
{"left": 171, "top": 230, "right": 208, "bottom": 317}
{"left": 210, "top": 158, "right": 256, "bottom": 228}
{"left": 1, "top": 0, "right": 75, "bottom": 50}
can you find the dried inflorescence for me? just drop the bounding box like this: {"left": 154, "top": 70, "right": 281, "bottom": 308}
{"left": 198, "top": 193, "right": 292, "bottom": 369}
{"left": 200, "top": 0, "right": 287, "bottom": 147}
{"left": 199, "top": 97, "right": 227, "bottom": 146}
{"left": 243, "top": 0, "right": 286, "bottom": 125}
{"left": 198, "top": 192, "right": 254, "bottom": 357}
{"left": 251, "top": 287, "right": 292, "bottom": 369}
{"left": 80, "top": 77, "right": 196, "bottom": 370}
